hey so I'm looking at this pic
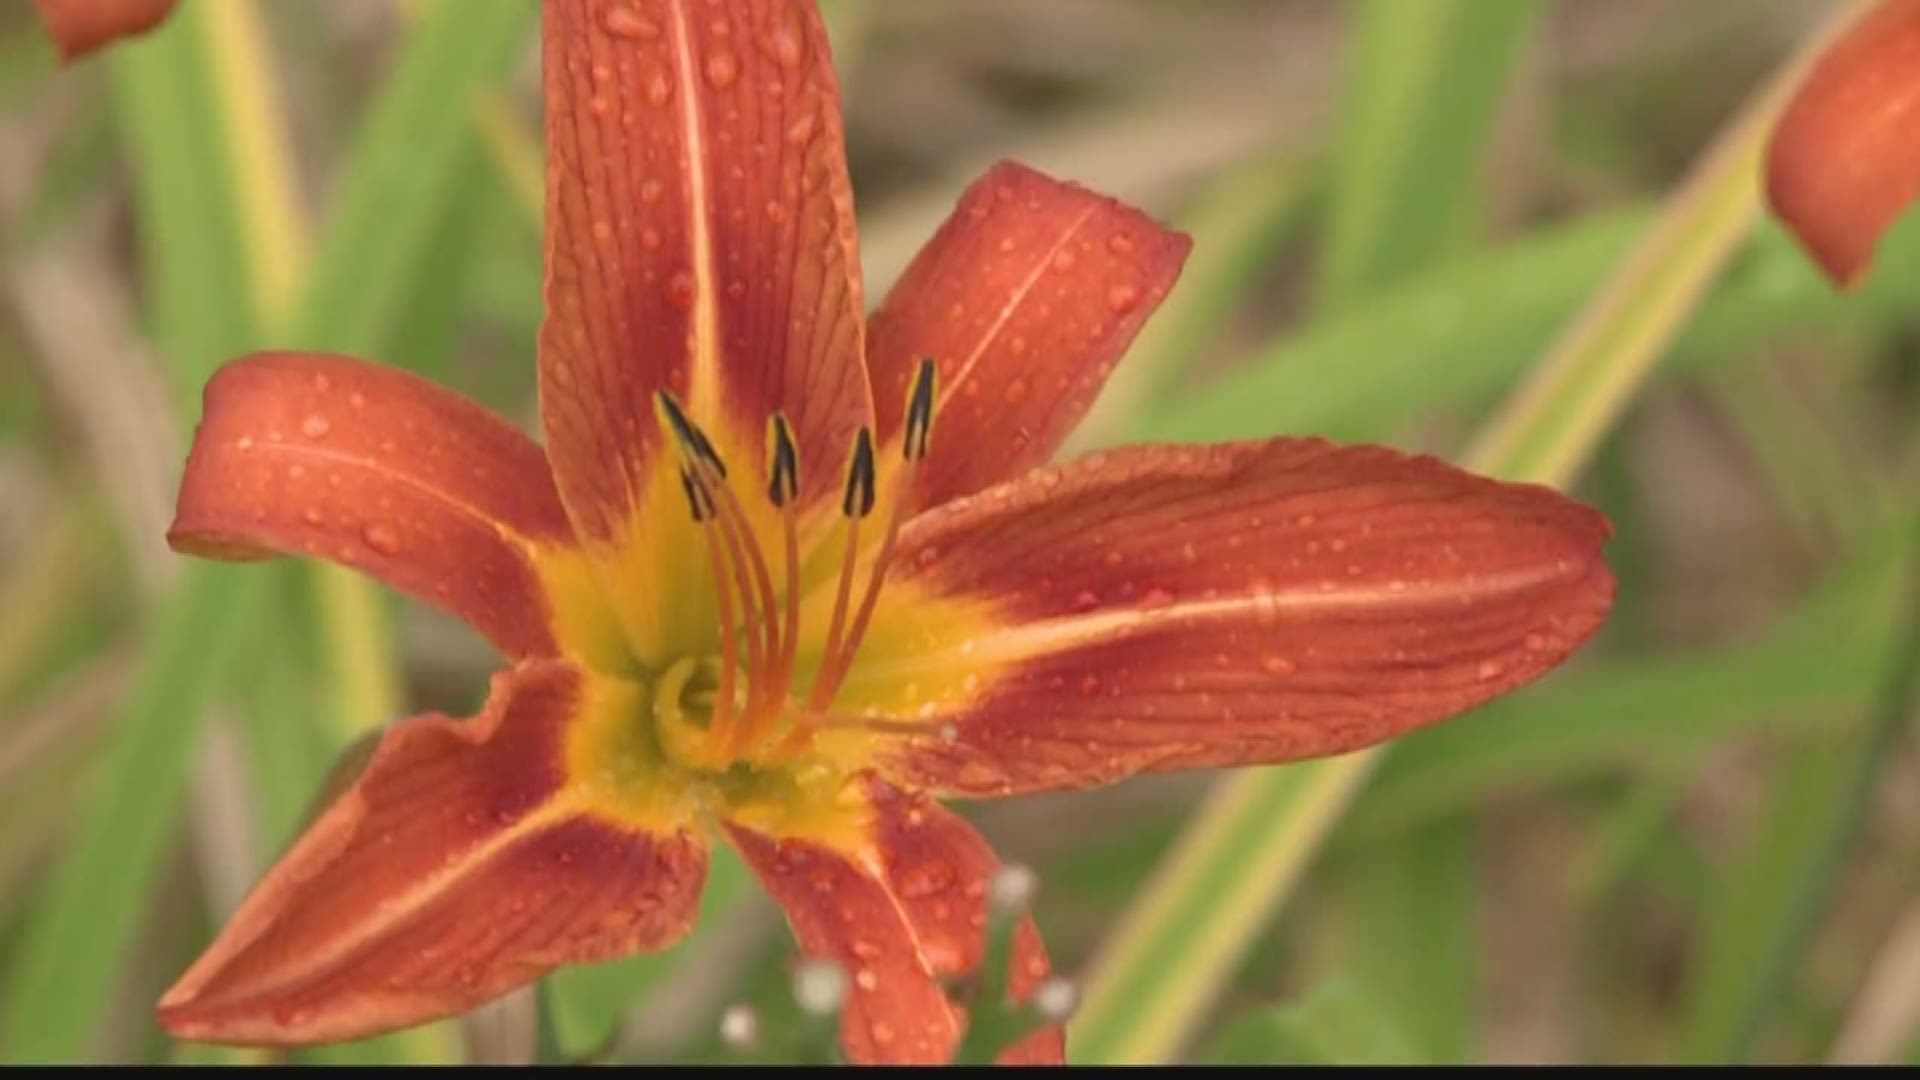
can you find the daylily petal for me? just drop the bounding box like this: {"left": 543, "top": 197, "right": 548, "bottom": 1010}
{"left": 726, "top": 778, "right": 1062, "bottom": 1065}
{"left": 540, "top": 0, "right": 870, "bottom": 544}
{"left": 158, "top": 661, "right": 707, "bottom": 1046}
{"left": 843, "top": 439, "right": 1612, "bottom": 797}
{"left": 169, "top": 352, "right": 594, "bottom": 662}
{"left": 868, "top": 161, "right": 1191, "bottom": 508}
{"left": 1765, "top": 0, "right": 1920, "bottom": 287}
{"left": 32, "top": 0, "right": 175, "bottom": 61}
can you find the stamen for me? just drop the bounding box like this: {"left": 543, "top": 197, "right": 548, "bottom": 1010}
{"left": 810, "top": 361, "right": 938, "bottom": 709}
{"left": 809, "top": 428, "right": 876, "bottom": 712}
{"left": 903, "top": 356, "right": 937, "bottom": 463}
{"left": 766, "top": 413, "right": 800, "bottom": 509}
{"left": 657, "top": 392, "right": 787, "bottom": 757}
{"left": 767, "top": 414, "right": 804, "bottom": 704}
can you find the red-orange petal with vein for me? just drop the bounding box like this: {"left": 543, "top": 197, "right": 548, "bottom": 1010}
{"left": 540, "top": 0, "right": 870, "bottom": 536}
{"left": 878, "top": 439, "right": 1615, "bottom": 798}
{"left": 32, "top": 0, "right": 175, "bottom": 61}
{"left": 1765, "top": 0, "right": 1920, "bottom": 287}
{"left": 169, "top": 352, "right": 577, "bottom": 660}
{"left": 158, "top": 661, "right": 707, "bottom": 1047}
{"left": 868, "top": 160, "right": 1191, "bottom": 508}
{"left": 726, "top": 778, "right": 1062, "bottom": 1065}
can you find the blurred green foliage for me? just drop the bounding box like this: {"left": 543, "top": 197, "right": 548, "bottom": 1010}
{"left": 0, "top": 0, "right": 1915, "bottom": 1066}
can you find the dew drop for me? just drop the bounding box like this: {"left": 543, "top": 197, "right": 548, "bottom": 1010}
{"left": 666, "top": 268, "right": 696, "bottom": 309}
{"left": 645, "top": 70, "right": 673, "bottom": 106}
{"left": 1004, "top": 377, "right": 1030, "bottom": 404}
{"left": 784, "top": 111, "right": 817, "bottom": 145}
{"left": 764, "top": 19, "right": 804, "bottom": 67}
{"left": 641, "top": 227, "right": 663, "bottom": 250}
{"left": 1106, "top": 284, "right": 1142, "bottom": 314}
{"left": 601, "top": 6, "right": 660, "bottom": 39}
{"left": 1477, "top": 659, "right": 1505, "bottom": 680}
{"left": 1108, "top": 233, "right": 1136, "bottom": 255}
{"left": 1052, "top": 249, "right": 1077, "bottom": 272}
{"left": 1262, "top": 656, "right": 1296, "bottom": 676}
{"left": 764, "top": 199, "right": 789, "bottom": 225}
{"left": 1071, "top": 589, "right": 1100, "bottom": 613}
{"left": 301, "top": 415, "right": 330, "bottom": 438}
{"left": 362, "top": 524, "right": 402, "bottom": 556}
{"left": 591, "top": 219, "right": 614, "bottom": 243}
{"left": 301, "top": 508, "right": 324, "bottom": 526}
{"left": 898, "top": 861, "right": 955, "bottom": 899}
{"left": 704, "top": 50, "right": 739, "bottom": 89}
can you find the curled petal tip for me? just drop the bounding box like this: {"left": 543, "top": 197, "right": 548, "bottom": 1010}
{"left": 32, "top": 0, "right": 176, "bottom": 62}
{"left": 1765, "top": 0, "right": 1920, "bottom": 287}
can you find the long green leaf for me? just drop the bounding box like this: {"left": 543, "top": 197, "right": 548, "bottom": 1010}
{"left": 1320, "top": 0, "right": 1540, "bottom": 309}
{"left": 0, "top": 565, "right": 267, "bottom": 1062}
{"left": 0, "top": 10, "right": 266, "bottom": 1059}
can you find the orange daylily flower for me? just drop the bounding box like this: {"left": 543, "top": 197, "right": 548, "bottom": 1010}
{"left": 156, "top": 0, "right": 1615, "bottom": 1065}
{"left": 1766, "top": 0, "right": 1920, "bottom": 287}
{"left": 31, "top": 0, "right": 175, "bottom": 61}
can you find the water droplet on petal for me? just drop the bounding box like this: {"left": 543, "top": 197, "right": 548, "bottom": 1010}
{"left": 764, "top": 19, "right": 805, "bottom": 67}
{"left": 645, "top": 70, "right": 673, "bottom": 106}
{"left": 704, "top": 50, "right": 739, "bottom": 89}
{"left": 301, "top": 415, "right": 330, "bottom": 438}
{"left": 362, "top": 524, "right": 402, "bottom": 556}
{"left": 666, "top": 269, "right": 696, "bottom": 309}
{"left": 898, "top": 861, "right": 955, "bottom": 899}
{"left": 602, "top": 6, "right": 660, "bottom": 39}
{"left": 1108, "top": 233, "right": 1136, "bottom": 255}
{"left": 1106, "top": 284, "right": 1142, "bottom": 314}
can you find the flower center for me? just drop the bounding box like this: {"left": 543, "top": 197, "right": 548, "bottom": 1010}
{"left": 649, "top": 360, "right": 939, "bottom": 775}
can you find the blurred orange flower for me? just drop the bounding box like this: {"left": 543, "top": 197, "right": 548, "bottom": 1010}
{"left": 31, "top": 0, "right": 175, "bottom": 61}
{"left": 1766, "top": 0, "right": 1920, "bottom": 286}
{"left": 153, "top": 0, "right": 1614, "bottom": 1064}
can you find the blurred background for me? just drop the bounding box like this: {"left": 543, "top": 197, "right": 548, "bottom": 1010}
{"left": 2, "top": 0, "right": 1919, "bottom": 1065}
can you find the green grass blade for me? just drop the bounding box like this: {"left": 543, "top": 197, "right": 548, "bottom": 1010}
{"left": 0, "top": 9, "right": 267, "bottom": 1059}
{"left": 0, "top": 565, "right": 268, "bottom": 1062}
{"left": 1320, "top": 0, "right": 1540, "bottom": 309}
